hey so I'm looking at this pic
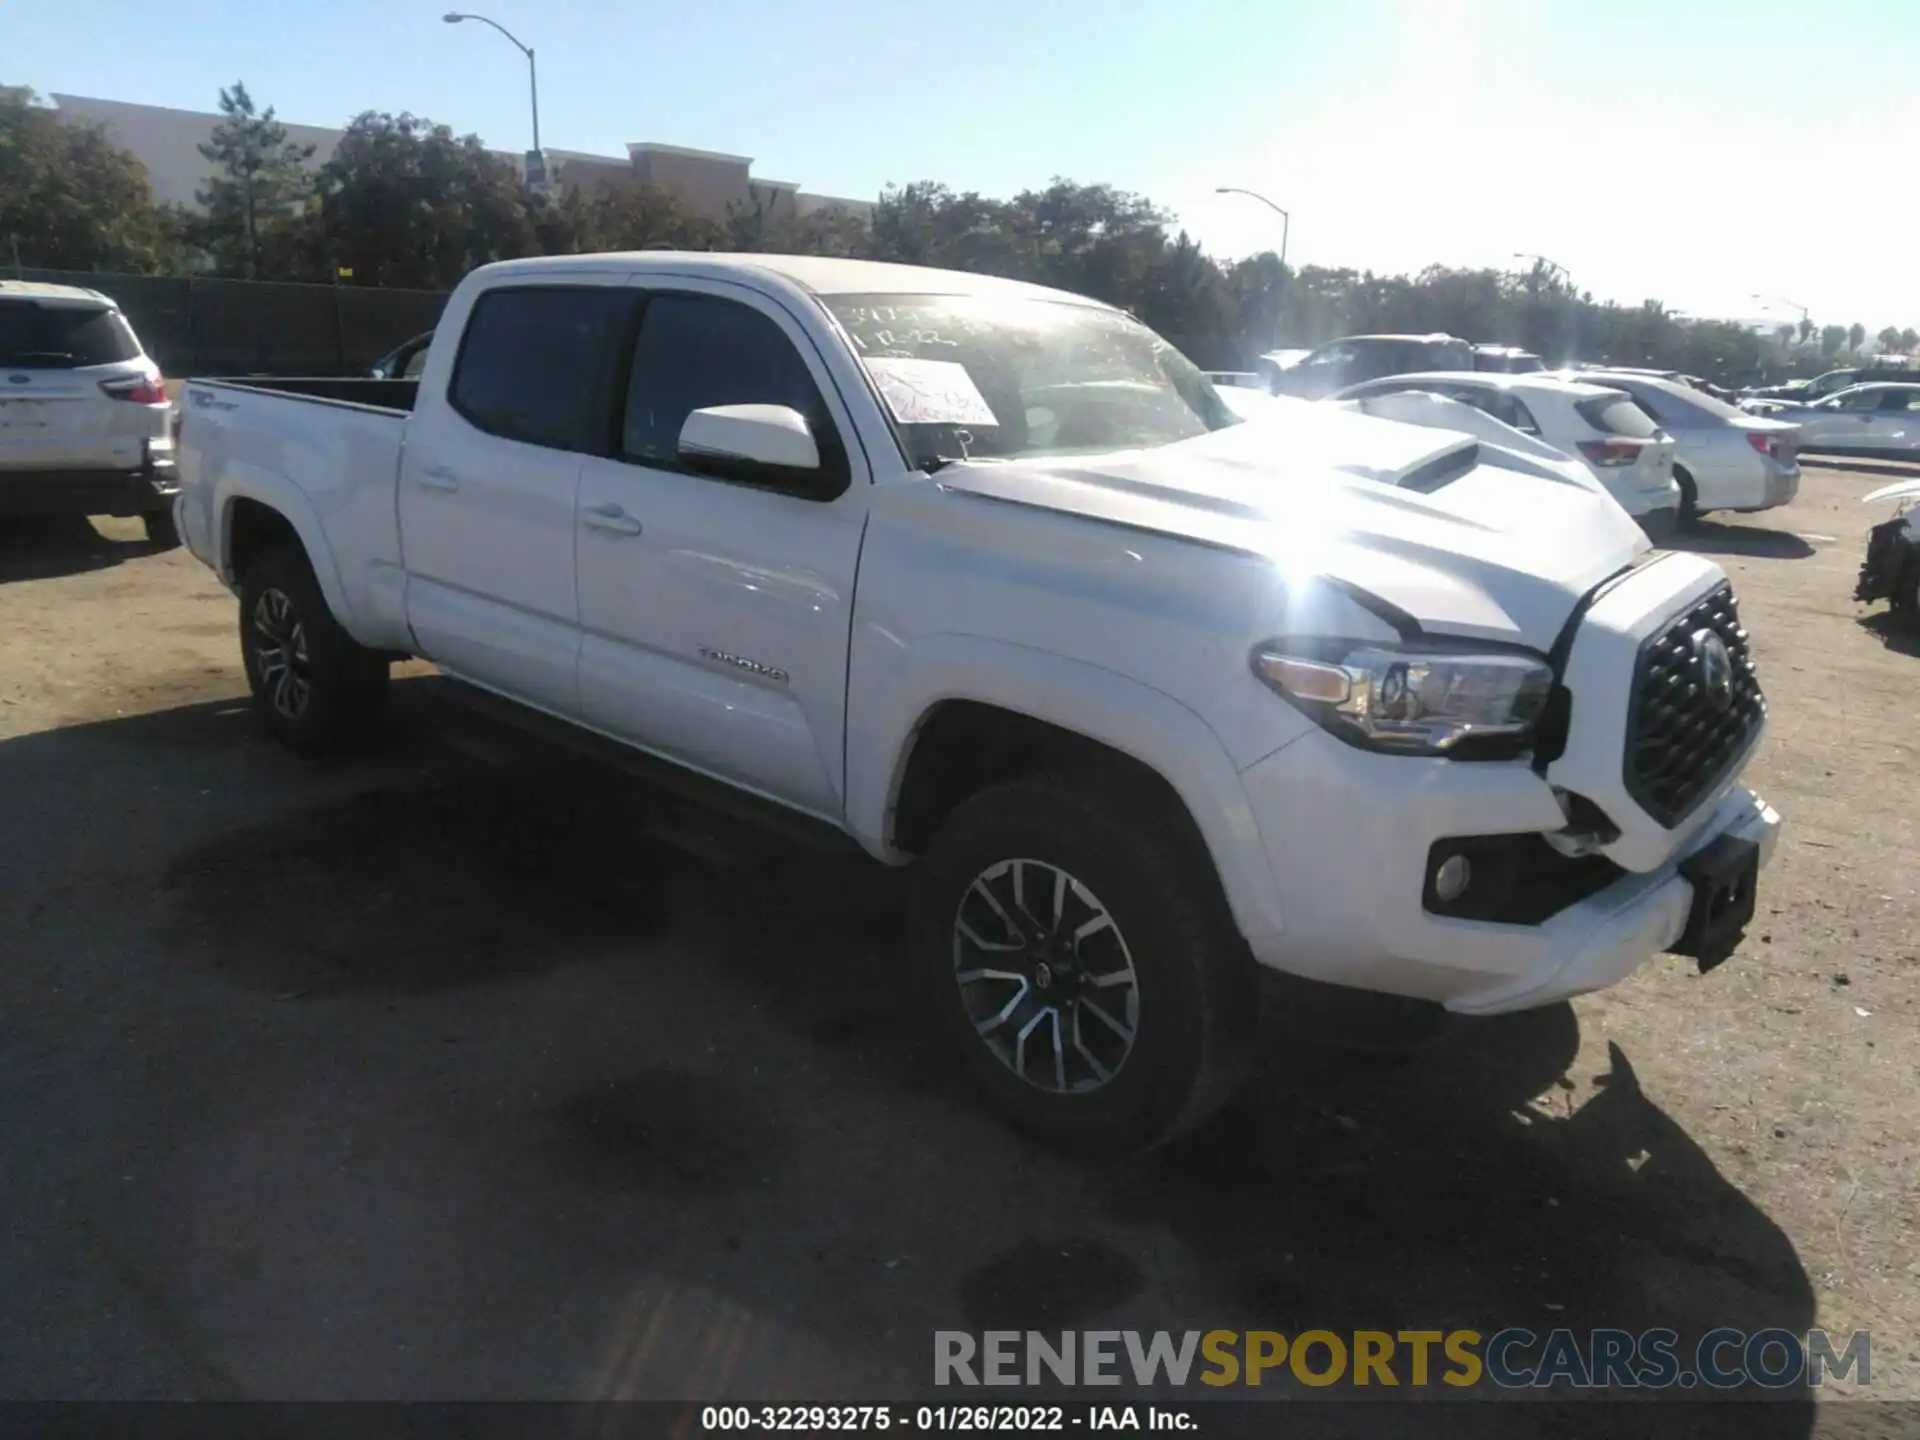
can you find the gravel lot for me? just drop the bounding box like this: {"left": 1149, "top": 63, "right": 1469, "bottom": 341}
{"left": 0, "top": 462, "right": 1914, "bottom": 1433}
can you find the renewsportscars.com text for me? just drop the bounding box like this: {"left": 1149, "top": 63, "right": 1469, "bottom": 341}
{"left": 934, "top": 1328, "right": 1871, "bottom": 1391}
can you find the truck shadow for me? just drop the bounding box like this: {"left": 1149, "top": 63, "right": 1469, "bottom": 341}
{"left": 0, "top": 683, "right": 1816, "bottom": 1426}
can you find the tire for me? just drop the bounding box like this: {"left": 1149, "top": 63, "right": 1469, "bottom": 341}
{"left": 1894, "top": 554, "right": 1920, "bottom": 622}
{"left": 143, "top": 509, "right": 180, "bottom": 549}
{"left": 1674, "top": 466, "right": 1700, "bottom": 531}
{"left": 909, "top": 771, "right": 1257, "bottom": 1153}
{"left": 238, "top": 545, "right": 389, "bottom": 755}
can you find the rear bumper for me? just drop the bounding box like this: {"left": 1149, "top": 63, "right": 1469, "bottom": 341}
{"left": 1737, "top": 459, "right": 1800, "bottom": 512}
{"left": 0, "top": 463, "right": 180, "bottom": 518}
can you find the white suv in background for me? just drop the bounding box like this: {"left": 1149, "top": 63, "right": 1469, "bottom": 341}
{"left": 1331, "top": 371, "right": 1683, "bottom": 539}
{"left": 0, "top": 281, "right": 179, "bottom": 546}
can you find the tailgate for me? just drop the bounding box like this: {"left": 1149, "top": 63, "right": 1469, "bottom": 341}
{"left": 0, "top": 371, "right": 143, "bottom": 471}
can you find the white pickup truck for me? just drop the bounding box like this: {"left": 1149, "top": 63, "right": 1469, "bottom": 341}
{"left": 175, "top": 252, "right": 1780, "bottom": 1150}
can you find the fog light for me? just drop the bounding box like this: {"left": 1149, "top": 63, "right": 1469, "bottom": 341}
{"left": 1433, "top": 853, "right": 1473, "bottom": 904}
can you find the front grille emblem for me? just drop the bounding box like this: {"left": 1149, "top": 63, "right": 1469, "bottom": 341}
{"left": 1691, "top": 627, "right": 1735, "bottom": 712}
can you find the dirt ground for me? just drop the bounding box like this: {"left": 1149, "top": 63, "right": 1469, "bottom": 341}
{"left": 0, "top": 463, "right": 1914, "bottom": 1434}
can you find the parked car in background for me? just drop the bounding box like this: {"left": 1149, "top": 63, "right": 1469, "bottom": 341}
{"left": 0, "top": 280, "right": 180, "bottom": 545}
{"left": 369, "top": 331, "right": 434, "bottom": 380}
{"left": 1329, "top": 371, "right": 1682, "bottom": 537}
{"left": 1252, "top": 349, "right": 1311, "bottom": 393}
{"left": 1555, "top": 370, "right": 1799, "bottom": 527}
{"left": 1742, "top": 382, "right": 1920, "bottom": 457}
{"left": 1854, "top": 479, "right": 1920, "bottom": 621}
{"left": 1271, "top": 333, "right": 1474, "bottom": 398}
{"left": 1742, "top": 366, "right": 1914, "bottom": 403}
{"left": 171, "top": 251, "right": 1779, "bottom": 1148}
{"left": 1472, "top": 345, "right": 1543, "bottom": 373}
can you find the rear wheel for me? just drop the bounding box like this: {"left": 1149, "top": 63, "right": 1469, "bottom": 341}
{"left": 239, "top": 545, "right": 389, "bottom": 754}
{"left": 1674, "top": 466, "right": 1701, "bottom": 530}
{"left": 909, "top": 772, "right": 1256, "bottom": 1153}
{"left": 143, "top": 509, "right": 180, "bottom": 549}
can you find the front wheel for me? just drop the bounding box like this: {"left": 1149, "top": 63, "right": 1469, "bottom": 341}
{"left": 1894, "top": 554, "right": 1920, "bottom": 621}
{"left": 909, "top": 773, "right": 1256, "bottom": 1153}
{"left": 239, "top": 545, "right": 389, "bottom": 754}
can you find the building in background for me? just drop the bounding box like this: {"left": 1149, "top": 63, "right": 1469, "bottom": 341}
{"left": 48, "top": 94, "right": 871, "bottom": 224}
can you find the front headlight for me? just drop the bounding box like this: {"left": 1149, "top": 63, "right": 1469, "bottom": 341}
{"left": 1253, "top": 641, "right": 1553, "bottom": 756}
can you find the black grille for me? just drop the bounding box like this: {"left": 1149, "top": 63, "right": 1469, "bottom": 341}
{"left": 1624, "top": 585, "right": 1765, "bottom": 827}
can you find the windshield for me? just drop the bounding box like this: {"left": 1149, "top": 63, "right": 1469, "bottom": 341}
{"left": 0, "top": 300, "right": 141, "bottom": 369}
{"left": 823, "top": 292, "right": 1237, "bottom": 468}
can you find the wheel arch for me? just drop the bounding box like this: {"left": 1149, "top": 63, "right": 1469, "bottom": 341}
{"left": 847, "top": 637, "right": 1286, "bottom": 947}
{"left": 216, "top": 473, "right": 355, "bottom": 632}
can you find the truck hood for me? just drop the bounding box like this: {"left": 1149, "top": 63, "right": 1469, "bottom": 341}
{"left": 935, "top": 408, "right": 1649, "bottom": 651}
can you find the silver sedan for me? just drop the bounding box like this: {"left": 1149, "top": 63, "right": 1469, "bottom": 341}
{"left": 1558, "top": 370, "right": 1800, "bottom": 525}
{"left": 1742, "top": 382, "right": 1920, "bottom": 459}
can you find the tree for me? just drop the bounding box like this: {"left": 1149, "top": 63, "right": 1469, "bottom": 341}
{"left": 196, "top": 82, "right": 317, "bottom": 279}
{"left": 1797, "top": 316, "right": 1815, "bottom": 346}
{"left": 314, "top": 111, "right": 538, "bottom": 289}
{"left": 0, "top": 86, "right": 184, "bottom": 272}
{"left": 1819, "top": 324, "right": 1848, "bottom": 358}
{"left": 1900, "top": 328, "right": 1919, "bottom": 354}
{"left": 723, "top": 192, "right": 865, "bottom": 257}
{"left": 1876, "top": 325, "right": 1902, "bottom": 354}
{"left": 1848, "top": 322, "right": 1867, "bottom": 354}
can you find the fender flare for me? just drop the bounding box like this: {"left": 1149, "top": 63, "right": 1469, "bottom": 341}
{"left": 846, "top": 633, "right": 1287, "bottom": 946}
{"left": 214, "top": 467, "right": 356, "bottom": 631}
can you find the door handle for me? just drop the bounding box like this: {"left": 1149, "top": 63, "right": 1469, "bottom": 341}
{"left": 417, "top": 465, "right": 461, "bottom": 491}
{"left": 582, "top": 503, "right": 643, "bottom": 536}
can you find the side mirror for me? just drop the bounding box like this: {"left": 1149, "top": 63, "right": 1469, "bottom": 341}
{"left": 369, "top": 365, "right": 388, "bottom": 380}
{"left": 678, "top": 404, "right": 823, "bottom": 487}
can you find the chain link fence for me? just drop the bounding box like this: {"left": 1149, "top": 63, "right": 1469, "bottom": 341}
{"left": 11, "top": 269, "right": 449, "bottom": 378}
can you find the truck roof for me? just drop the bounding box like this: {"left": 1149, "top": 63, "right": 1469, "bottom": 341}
{"left": 473, "top": 251, "right": 1110, "bottom": 308}
{"left": 0, "top": 279, "right": 114, "bottom": 307}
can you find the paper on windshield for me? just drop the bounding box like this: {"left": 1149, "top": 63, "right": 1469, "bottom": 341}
{"left": 864, "top": 357, "right": 999, "bottom": 427}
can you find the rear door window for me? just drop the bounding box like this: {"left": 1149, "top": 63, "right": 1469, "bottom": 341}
{"left": 0, "top": 300, "right": 141, "bottom": 368}
{"left": 449, "top": 287, "right": 631, "bottom": 452}
{"left": 1575, "top": 392, "right": 1662, "bottom": 438}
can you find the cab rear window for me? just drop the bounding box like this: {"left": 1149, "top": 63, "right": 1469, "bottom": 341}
{"left": 0, "top": 300, "right": 142, "bottom": 369}
{"left": 1575, "top": 393, "right": 1661, "bottom": 438}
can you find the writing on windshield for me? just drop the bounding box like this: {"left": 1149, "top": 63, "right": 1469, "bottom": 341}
{"left": 827, "top": 293, "right": 1236, "bottom": 467}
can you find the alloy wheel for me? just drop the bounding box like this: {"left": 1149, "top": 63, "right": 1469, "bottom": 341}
{"left": 951, "top": 857, "right": 1140, "bottom": 1093}
{"left": 251, "top": 587, "right": 313, "bottom": 720}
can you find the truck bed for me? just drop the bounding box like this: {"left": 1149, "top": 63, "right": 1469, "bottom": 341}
{"left": 191, "top": 376, "right": 420, "bottom": 413}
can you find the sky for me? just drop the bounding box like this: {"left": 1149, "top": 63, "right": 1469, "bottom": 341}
{"left": 8, "top": 0, "right": 1915, "bottom": 330}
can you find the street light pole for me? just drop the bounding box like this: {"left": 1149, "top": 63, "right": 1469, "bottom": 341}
{"left": 1215, "top": 187, "right": 1290, "bottom": 269}
{"left": 443, "top": 12, "right": 540, "bottom": 155}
